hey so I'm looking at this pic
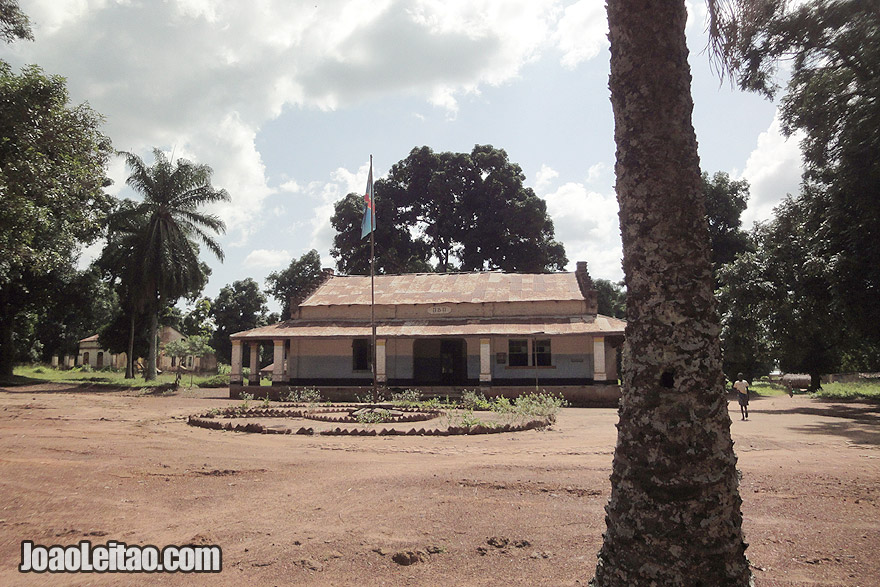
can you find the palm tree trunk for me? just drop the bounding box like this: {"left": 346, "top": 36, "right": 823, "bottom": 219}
{"left": 593, "top": 1, "right": 752, "bottom": 585}
{"left": 145, "top": 310, "right": 158, "bottom": 381}
{"left": 125, "top": 311, "right": 135, "bottom": 379}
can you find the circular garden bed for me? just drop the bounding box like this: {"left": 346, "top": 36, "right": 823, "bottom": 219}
{"left": 186, "top": 403, "right": 553, "bottom": 436}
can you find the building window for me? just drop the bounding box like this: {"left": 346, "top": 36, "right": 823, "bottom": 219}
{"left": 509, "top": 339, "right": 528, "bottom": 366}
{"left": 352, "top": 339, "right": 372, "bottom": 371}
{"left": 533, "top": 339, "right": 552, "bottom": 366}
{"left": 171, "top": 356, "right": 177, "bottom": 367}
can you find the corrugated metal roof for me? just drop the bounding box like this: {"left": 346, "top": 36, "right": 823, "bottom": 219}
{"left": 301, "top": 272, "right": 584, "bottom": 306}
{"left": 231, "top": 315, "right": 626, "bottom": 340}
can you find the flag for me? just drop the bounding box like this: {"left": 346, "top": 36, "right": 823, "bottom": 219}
{"left": 360, "top": 160, "right": 374, "bottom": 239}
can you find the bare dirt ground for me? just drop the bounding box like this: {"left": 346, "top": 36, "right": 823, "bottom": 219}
{"left": 0, "top": 384, "right": 877, "bottom": 586}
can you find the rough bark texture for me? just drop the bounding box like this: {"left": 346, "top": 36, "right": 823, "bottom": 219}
{"left": 0, "top": 292, "right": 13, "bottom": 377}
{"left": 592, "top": 1, "right": 752, "bottom": 585}
{"left": 145, "top": 311, "right": 158, "bottom": 381}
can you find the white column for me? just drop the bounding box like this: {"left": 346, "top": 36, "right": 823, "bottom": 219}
{"left": 376, "top": 339, "right": 387, "bottom": 383}
{"left": 230, "top": 340, "right": 243, "bottom": 385}
{"left": 248, "top": 342, "right": 260, "bottom": 385}
{"left": 273, "top": 340, "right": 285, "bottom": 383}
{"left": 593, "top": 336, "right": 606, "bottom": 381}
{"left": 479, "top": 338, "right": 492, "bottom": 383}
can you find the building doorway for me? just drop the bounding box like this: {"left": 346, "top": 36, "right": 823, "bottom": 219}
{"left": 413, "top": 338, "right": 467, "bottom": 385}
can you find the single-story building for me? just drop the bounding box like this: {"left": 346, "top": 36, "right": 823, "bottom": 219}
{"left": 229, "top": 261, "right": 626, "bottom": 405}
{"left": 77, "top": 335, "right": 126, "bottom": 369}
{"left": 73, "top": 327, "right": 217, "bottom": 373}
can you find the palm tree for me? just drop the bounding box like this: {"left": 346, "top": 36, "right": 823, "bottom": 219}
{"left": 591, "top": 1, "right": 753, "bottom": 584}
{"left": 97, "top": 201, "right": 149, "bottom": 378}
{"left": 112, "top": 149, "right": 229, "bottom": 381}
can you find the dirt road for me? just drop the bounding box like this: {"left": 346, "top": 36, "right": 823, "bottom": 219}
{"left": 0, "top": 385, "right": 877, "bottom": 585}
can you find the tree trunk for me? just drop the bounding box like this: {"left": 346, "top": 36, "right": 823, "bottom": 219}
{"left": 0, "top": 289, "right": 14, "bottom": 378}
{"left": 592, "top": 1, "right": 752, "bottom": 585}
{"left": 145, "top": 310, "right": 158, "bottom": 381}
{"left": 125, "top": 312, "right": 135, "bottom": 379}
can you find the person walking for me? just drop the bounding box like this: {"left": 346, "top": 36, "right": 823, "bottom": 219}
{"left": 734, "top": 373, "right": 750, "bottom": 420}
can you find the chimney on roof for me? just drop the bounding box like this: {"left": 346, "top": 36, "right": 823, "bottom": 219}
{"left": 575, "top": 261, "right": 598, "bottom": 314}
{"left": 322, "top": 268, "right": 334, "bottom": 277}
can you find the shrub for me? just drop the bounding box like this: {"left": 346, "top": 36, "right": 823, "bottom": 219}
{"left": 514, "top": 392, "right": 568, "bottom": 424}
{"left": 284, "top": 386, "right": 322, "bottom": 404}
{"left": 391, "top": 389, "right": 422, "bottom": 408}
{"left": 197, "top": 374, "right": 229, "bottom": 388}
{"left": 355, "top": 409, "right": 391, "bottom": 424}
{"left": 461, "top": 389, "right": 491, "bottom": 410}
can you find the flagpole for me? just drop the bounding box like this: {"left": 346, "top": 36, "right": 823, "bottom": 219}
{"left": 369, "top": 155, "right": 378, "bottom": 403}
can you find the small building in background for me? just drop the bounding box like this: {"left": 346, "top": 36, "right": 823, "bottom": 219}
{"left": 76, "top": 335, "right": 126, "bottom": 369}
{"left": 73, "top": 327, "right": 217, "bottom": 373}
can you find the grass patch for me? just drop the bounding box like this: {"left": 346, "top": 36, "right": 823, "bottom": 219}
{"left": 749, "top": 380, "right": 791, "bottom": 397}
{"left": 9, "top": 364, "right": 225, "bottom": 389}
{"left": 812, "top": 381, "right": 880, "bottom": 401}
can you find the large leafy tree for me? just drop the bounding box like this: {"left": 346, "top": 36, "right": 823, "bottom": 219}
{"left": 109, "top": 150, "right": 229, "bottom": 380}
{"left": 331, "top": 145, "right": 567, "bottom": 274}
{"left": 210, "top": 278, "right": 269, "bottom": 364}
{"left": 594, "top": 279, "right": 626, "bottom": 320}
{"left": 264, "top": 250, "right": 327, "bottom": 319}
{"left": 0, "top": 0, "right": 32, "bottom": 44}
{"left": 592, "top": 1, "right": 751, "bottom": 584}
{"left": 720, "top": 188, "right": 851, "bottom": 389}
{"left": 720, "top": 0, "right": 880, "bottom": 344}
{"left": 0, "top": 62, "right": 113, "bottom": 376}
{"left": 703, "top": 171, "right": 751, "bottom": 280}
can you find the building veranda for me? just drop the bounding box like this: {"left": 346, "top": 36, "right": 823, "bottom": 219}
{"left": 229, "top": 262, "right": 625, "bottom": 405}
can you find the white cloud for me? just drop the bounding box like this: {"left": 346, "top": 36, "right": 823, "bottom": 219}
{"left": 738, "top": 111, "right": 804, "bottom": 228}
{"left": 553, "top": 0, "right": 607, "bottom": 69}
{"left": 534, "top": 164, "right": 560, "bottom": 192}
{"left": 307, "top": 162, "right": 373, "bottom": 268}
{"left": 12, "top": 0, "right": 574, "bottom": 250}
{"left": 243, "top": 249, "right": 291, "bottom": 268}
{"left": 539, "top": 181, "right": 623, "bottom": 281}
{"left": 586, "top": 162, "right": 607, "bottom": 184}
{"left": 279, "top": 180, "right": 301, "bottom": 194}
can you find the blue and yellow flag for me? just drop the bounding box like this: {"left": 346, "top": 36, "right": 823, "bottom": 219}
{"left": 361, "top": 161, "right": 374, "bottom": 239}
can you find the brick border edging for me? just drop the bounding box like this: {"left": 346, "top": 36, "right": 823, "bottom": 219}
{"left": 186, "top": 407, "right": 551, "bottom": 436}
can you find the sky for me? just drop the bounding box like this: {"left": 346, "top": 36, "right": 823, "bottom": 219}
{"left": 4, "top": 0, "right": 804, "bottom": 315}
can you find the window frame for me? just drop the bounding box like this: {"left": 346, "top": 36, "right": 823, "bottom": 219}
{"left": 508, "top": 339, "right": 529, "bottom": 367}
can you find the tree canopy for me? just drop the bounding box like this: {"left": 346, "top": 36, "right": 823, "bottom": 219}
{"left": 331, "top": 145, "right": 567, "bottom": 275}
{"left": 265, "top": 250, "right": 326, "bottom": 319}
{"left": 0, "top": 62, "right": 113, "bottom": 376}
{"left": 106, "top": 150, "right": 229, "bottom": 380}
{"left": 702, "top": 171, "right": 751, "bottom": 278}
{"left": 210, "top": 278, "right": 269, "bottom": 363}
{"left": 0, "top": 0, "right": 32, "bottom": 44}
{"left": 721, "top": 0, "right": 880, "bottom": 344}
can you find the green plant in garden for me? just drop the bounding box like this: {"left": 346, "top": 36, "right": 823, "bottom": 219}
{"left": 284, "top": 386, "right": 322, "bottom": 404}
{"left": 461, "top": 389, "right": 491, "bottom": 410}
{"left": 457, "top": 410, "right": 484, "bottom": 429}
{"left": 391, "top": 389, "right": 422, "bottom": 408}
{"left": 239, "top": 392, "right": 254, "bottom": 411}
{"left": 355, "top": 409, "right": 391, "bottom": 424}
{"left": 514, "top": 392, "right": 567, "bottom": 424}
{"left": 418, "top": 397, "right": 442, "bottom": 411}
